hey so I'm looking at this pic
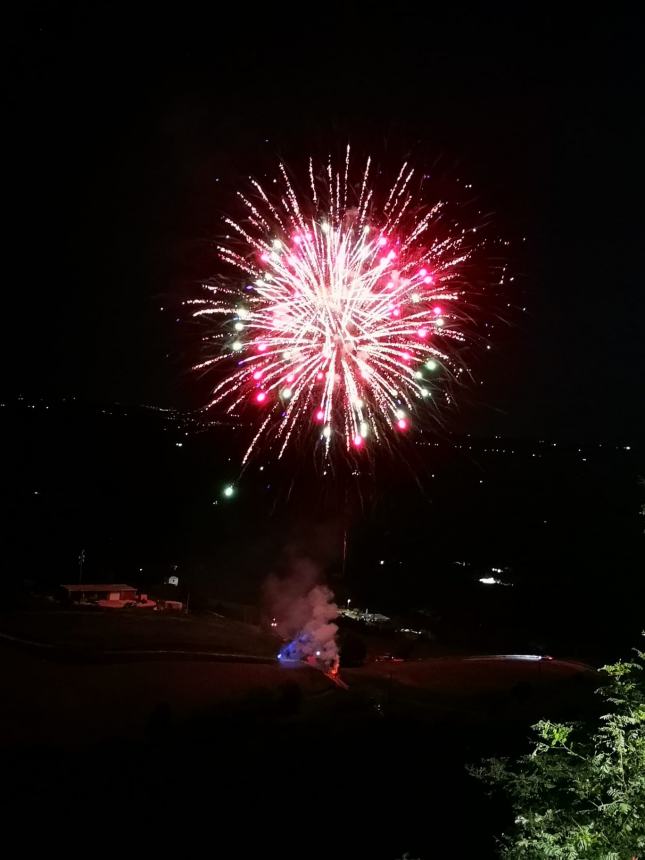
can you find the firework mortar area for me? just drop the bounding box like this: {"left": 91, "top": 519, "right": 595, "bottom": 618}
{"left": 265, "top": 559, "right": 348, "bottom": 687}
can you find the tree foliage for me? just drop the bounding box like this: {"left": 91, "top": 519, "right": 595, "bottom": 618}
{"left": 471, "top": 644, "right": 645, "bottom": 859}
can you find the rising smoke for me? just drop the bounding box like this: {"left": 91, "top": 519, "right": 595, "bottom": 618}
{"left": 264, "top": 557, "right": 339, "bottom": 671}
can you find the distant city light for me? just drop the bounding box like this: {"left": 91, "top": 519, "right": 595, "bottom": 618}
{"left": 479, "top": 575, "right": 512, "bottom": 587}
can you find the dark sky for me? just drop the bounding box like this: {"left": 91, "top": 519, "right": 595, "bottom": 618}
{"left": 5, "top": 5, "right": 644, "bottom": 441}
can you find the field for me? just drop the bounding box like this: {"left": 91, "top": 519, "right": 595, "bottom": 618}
{"left": 0, "top": 605, "right": 278, "bottom": 656}
{"left": 0, "top": 606, "right": 599, "bottom": 856}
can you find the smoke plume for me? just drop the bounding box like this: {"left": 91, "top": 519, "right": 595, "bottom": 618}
{"left": 264, "top": 557, "right": 339, "bottom": 669}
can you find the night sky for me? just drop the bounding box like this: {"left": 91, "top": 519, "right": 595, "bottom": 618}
{"left": 5, "top": 6, "right": 644, "bottom": 441}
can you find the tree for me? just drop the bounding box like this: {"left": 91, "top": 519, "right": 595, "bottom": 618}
{"left": 471, "top": 641, "right": 645, "bottom": 859}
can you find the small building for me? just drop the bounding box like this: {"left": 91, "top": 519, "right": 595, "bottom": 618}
{"left": 60, "top": 583, "right": 138, "bottom": 604}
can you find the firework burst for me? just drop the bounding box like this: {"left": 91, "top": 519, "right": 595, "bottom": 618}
{"left": 192, "top": 149, "right": 485, "bottom": 465}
